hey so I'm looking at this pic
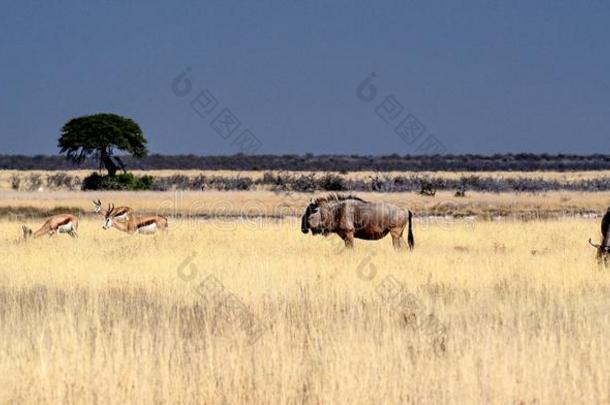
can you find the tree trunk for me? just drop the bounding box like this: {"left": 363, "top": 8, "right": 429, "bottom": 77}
{"left": 100, "top": 149, "right": 119, "bottom": 177}
{"left": 113, "top": 156, "right": 128, "bottom": 174}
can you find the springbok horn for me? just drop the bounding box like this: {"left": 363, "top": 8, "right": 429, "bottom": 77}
{"left": 588, "top": 238, "right": 602, "bottom": 248}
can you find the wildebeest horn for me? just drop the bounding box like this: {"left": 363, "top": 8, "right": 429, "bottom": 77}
{"left": 589, "top": 238, "right": 602, "bottom": 248}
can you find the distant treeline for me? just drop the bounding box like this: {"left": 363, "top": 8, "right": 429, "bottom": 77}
{"left": 3, "top": 153, "right": 610, "bottom": 172}
{"left": 156, "top": 172, "right": 610, "bottom": 193}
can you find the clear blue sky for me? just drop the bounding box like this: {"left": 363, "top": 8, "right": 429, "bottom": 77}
{"left": 1, "top": 1, "right": 609, "bottom": 155}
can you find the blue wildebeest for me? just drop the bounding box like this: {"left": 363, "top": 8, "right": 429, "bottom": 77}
{"left": 301, "top": 194, "right": 414, "bottom": 250}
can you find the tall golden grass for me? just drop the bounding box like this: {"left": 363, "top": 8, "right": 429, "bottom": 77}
{"left": 1, "top": 216, "right": 609, "bottom": 404}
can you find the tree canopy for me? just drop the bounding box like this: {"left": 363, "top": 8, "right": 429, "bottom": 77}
{"left": 58, "top": 113, "right": 148, "bottom": 176}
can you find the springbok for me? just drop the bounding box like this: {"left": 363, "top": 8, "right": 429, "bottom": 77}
{"left": 22, "top": 214, "right": 79, "bottom": 239}
{"left": 93, "top": 199, "right": 133, "bottom": 221}
{"left": 102, "top": 204, "right": 168, "bottom": 235}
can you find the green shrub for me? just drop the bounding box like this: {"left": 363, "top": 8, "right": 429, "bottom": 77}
{"left": 82, "top": 172, "right": 154, "bottom": 191}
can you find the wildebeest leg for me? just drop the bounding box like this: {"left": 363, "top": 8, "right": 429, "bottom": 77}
{"left": 390, "top": 228, "right": 406, "bottom": 250}
{"left": 342, "top": 231, "right": 355, "bottom": 249}
{"left": 391, "top": 235, "right": 403, "bottom": 250}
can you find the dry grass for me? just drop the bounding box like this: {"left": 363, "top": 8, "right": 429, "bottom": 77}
{"left": 1, "top": 189, "right": 610, "bottom": 220}
{"left": 1, "top": 215, "right": 609, "bottom": 404}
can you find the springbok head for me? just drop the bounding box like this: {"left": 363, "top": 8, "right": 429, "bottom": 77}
{"left": 92, "top": 199, "right": 103, "bottom": 214}
{"left": 103, "top": 204, "right": 116, "bottom": 230}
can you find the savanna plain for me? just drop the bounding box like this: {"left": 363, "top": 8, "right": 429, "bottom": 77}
{"left": 1, "top": 179, "right": 610, "bottom": 404}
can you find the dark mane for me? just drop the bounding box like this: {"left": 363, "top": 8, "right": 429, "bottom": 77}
{"left": 312, "top": 194, "right": 367, "bottom": 205}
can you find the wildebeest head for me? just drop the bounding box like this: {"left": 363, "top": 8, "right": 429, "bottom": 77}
{"left": 301, "top": 195, "right": 362, "bottom": 236}
{"left": 301, "top": 200, "right": 322, "bottom": 234}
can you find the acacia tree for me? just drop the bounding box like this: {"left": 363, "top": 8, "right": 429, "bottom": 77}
{"left": 58, "top": 113, "right": 148, "bottom": 176}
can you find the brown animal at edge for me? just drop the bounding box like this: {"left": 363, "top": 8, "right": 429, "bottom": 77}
{"left": 589, "top": 206, "right": 610, "bottom": 267}
{"left": 301, "top": 194, "right": 414, "bottom": 250}
{"left": 22, "top": 214, "right": 79, "bottom": 239}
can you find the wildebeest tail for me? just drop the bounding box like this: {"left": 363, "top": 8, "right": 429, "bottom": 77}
{"left": 407, "top": 210, "right": 414, "bottom": 250}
